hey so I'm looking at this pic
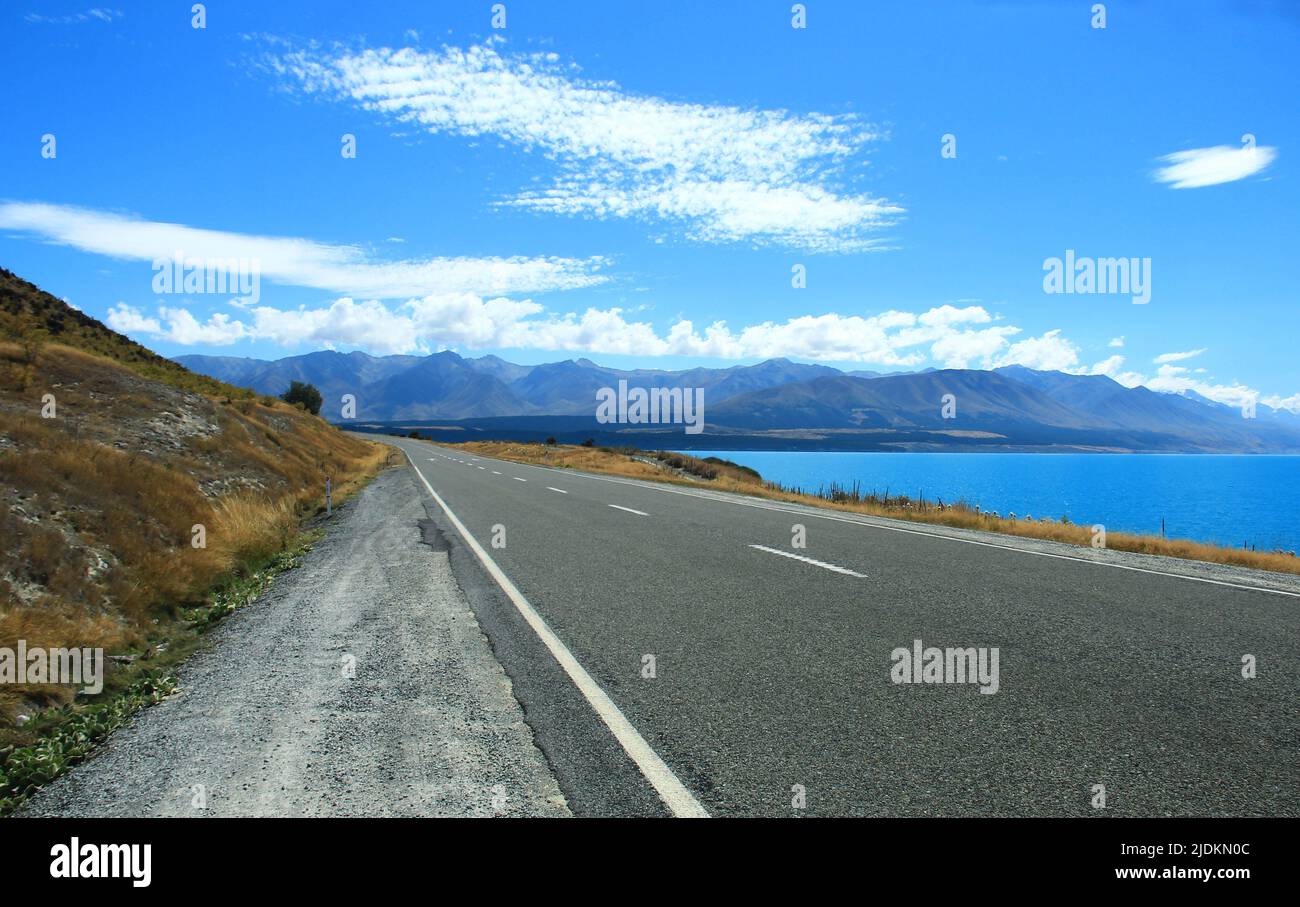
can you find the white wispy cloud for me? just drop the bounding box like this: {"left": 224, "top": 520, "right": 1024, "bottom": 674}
{"left": 107, "top": 296, "right": 997, "bottom": 365}
{"left": 1262, "top": 393, "right": 1300, "bottom": 414}
{"left": 269, "top": 42, "right": 899, "bottom": 252}
{"left": 1153, "top": 143, "right": 1277, "bottom": 189}
{"left": 0, "top": 202, "right": 606, "bottom": 298}
{"left": 1145, "top": 364, "right": 1258, "bottom": 408}
{"left": 1069, "top": 356, "right": 1299, "bottom": 414}
{"left": 1086, "top": 354, "right": 1127, "bottom": 377}
{"left": 15, "top": 203, "right": 1288, "bottom": 409}
{"left": 992, "top": 328, "right": 1083, "bottom": 372}
{"left": 928, "top": 335, "right": 1294, "bottom": 413}
{"left": 929, "top": 325, "right": 1020, "bottom": 368}
{"left": 1108, "top": 336, "right": 1124, "bottom": 348}
{"left": 114, "top": 294, "right": 1199, "bottom": 404}
{"left": 25, "top": 7, "right": 121, "bottom": 24}
{"left": 107, "top": 304, "right": 250, "bottom": 346}
{"left": 1154, "top": 348, "right": 1206, "bottom": 364}
{"left": 101, "top": 290, "right": 1299, "bottom": 411}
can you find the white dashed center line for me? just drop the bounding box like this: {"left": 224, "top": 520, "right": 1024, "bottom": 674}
{"left": 609, "top": 504, "right": 648, "bottom": 516}
{"left": 547, "top": 487, "right": 568, "bottom": 494}
{"left": 748, "top": 544, "right": 867, "bottom": 578}
{"left": 513, "top": 477, "right": 527, "bottom": 482}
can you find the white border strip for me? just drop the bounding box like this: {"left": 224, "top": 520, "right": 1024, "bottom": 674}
{"left": 404, "top": 450, "right": 709, "bottom": 818}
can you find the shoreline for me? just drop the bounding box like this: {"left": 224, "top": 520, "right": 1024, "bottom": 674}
{"left": 449, "top": 440, "right": 1300, "bottom": 578}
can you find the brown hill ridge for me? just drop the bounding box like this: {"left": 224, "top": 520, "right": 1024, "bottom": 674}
{"left": 0, "top": 268, "right": 387, "bottom": 729}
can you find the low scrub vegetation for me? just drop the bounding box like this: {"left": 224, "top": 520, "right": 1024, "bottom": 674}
{"left": 280, "top": 380, "right": 323, "bottom": 415}
{"left": 0, "top": 671, "right": 178, "bottom": 814}
{"left": 0, "top": 275, "right": 393, "bottom": 785}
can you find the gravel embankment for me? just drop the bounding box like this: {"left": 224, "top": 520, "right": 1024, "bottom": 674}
{"left": 20, "top": 468, "right": 570, "bottom": 818}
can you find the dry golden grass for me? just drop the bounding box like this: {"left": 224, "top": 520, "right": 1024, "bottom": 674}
{"left": 458, "top": 440, "right": 1300, "bottom": 576}
{"left": 208, "top": 495, "right": 298, "bottom": 566}
{"left": 0, "top": 274, "right": 395, "bottom": 732}
{"left": 1, "top": 267, "right": 256, "bottom": 400}
{"left": 0, "top": 423, "right": 219, "bottom": 716}
{"left": 0, "top": 343, "right": 392, "bottom": 724}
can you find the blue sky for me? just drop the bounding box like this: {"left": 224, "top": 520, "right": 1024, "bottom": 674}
{"left": 1, "top": 0, "right": 1296, "bottom": 409}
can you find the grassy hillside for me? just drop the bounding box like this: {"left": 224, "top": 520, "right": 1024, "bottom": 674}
{"left": 0, "top": 270, "right": 390, "bottom": 774}
{"left": 0, "top": 268, "right": 256, "bottom": 399}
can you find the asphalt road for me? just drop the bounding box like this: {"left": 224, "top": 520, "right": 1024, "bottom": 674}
{"left": 387, "top": 436, "right": 1299, "bottom": 818}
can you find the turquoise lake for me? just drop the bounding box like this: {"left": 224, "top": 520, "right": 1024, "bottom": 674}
{"left": 678, "top": 451, "right": 1300, "bottom": 553}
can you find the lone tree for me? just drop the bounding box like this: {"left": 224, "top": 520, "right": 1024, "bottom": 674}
{"left": 281, "top": 380, "right": 323, "bottom": 415}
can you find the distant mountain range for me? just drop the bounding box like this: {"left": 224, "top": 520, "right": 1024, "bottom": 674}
{"left": 176, "top": 351, "right": 841, "bottom": 420}
{"left": 176, "top": 350, "right": 1300, "bottom": 453}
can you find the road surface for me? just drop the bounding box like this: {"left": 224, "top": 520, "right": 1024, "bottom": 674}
{"left": 388, "top": 436, "right": 1299, "bottom": 818}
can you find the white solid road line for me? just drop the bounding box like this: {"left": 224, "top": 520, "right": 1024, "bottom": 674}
{"left": 609, "top": 504, "right": 649, "bottom": 516}
{"left": 748, "top": 544, "right": 867, "bottom": 578}
{"left": 547, "top": 487, "right": 568, "bottom": 494}
{"left": 402, "top": 448, "right": 709, "bottom": 818}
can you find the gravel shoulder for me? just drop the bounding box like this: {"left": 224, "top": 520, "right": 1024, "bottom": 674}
{"left": 19, "top": 468, "right": 569, "bottom": 818}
